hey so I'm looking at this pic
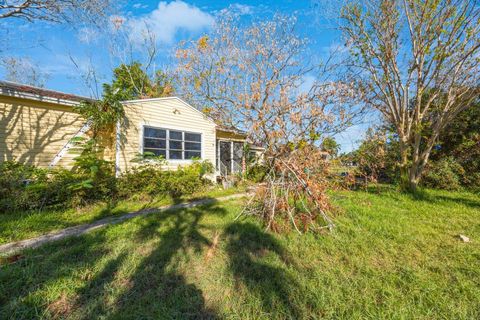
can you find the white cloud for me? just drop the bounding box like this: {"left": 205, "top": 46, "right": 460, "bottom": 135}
{"left": 132, "top": 3, "right": 149, "bottom": 9}
{"left": 230, "top": 3, "right": 254, "bottom": 15}
{"left": 77, "top": 27, "right": 100, "bottom": 44}
{"left": 127, "top": 1, "right": 214, "bottom": 44}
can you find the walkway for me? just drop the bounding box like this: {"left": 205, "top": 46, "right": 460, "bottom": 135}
{"left": 0, "top": 193, "right": 248, "bottom": 255}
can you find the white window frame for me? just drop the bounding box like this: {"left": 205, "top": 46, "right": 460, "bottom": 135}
{"left": 141, "top": 125, "right": 203, "bottom": 162}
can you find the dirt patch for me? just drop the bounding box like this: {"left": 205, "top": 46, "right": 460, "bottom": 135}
{"left": 204, "top": 231, "right": 220, "bottom": 261}
{"left": 46, "top": 292, "right": 77, "bottom": 318}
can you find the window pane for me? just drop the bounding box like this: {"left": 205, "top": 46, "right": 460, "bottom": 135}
{"left": 169, "top": 150, "right": 182, "bottom": 159}
{"left": 233, "top": 142, "right": 243, "bottom": 160}
{"left": 144, "top": 138, "right": 166, "bottom": 149}
{"left": 169, "top": 140, "right": 183, "bottom": 150}
{"left": 169, "top": 130, "right": 182, "bottom": 140}
{"left": 185, "top": 151, "right": 201, "bottom": 159}
{"left": 144, "top": 148, "right": 166, "bottom": 158}
{"left": 185, "top": 142, "right": 201, "bottom": 151}
{"left": 144, "top": 127, "right": 166, "bottom": 138}
{"left": 185, "top": 133, "right": 201, "bottom": 142}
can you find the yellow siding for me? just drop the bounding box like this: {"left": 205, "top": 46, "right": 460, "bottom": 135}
{"left": 216, "top": 130, "right": 247, "bottom": 142}
{"left": 0, "top": 96, "right": 86, "bottom": 168}
{"left": 118, "top": 98, "right": 217, "bottom": 172}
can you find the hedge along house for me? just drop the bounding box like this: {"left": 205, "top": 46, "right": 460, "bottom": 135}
{"left": 0, "top": 80, "right": 258, "bottom": 179}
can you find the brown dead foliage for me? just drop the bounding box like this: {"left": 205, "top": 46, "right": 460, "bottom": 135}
{"left": 46, "top": 292, "right": 77, "bottom": 319}
{"left": 241, "top": 146, "right": 335, "bottom": 233}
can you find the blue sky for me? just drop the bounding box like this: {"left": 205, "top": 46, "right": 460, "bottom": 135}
{"left": 0, "top": 0, "right": 365, "bottom": 152}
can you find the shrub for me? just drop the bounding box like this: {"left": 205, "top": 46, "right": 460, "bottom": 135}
{"left": 0, "top": 159, "right": 115, "bottom": 213}
{"left": 0, "top": 159, "right": 214, "bottom": 213}
{"left": 463, "top": 172, "right": 480, "bottom": 190}
{"left": 164, "top": 161, "right": 213, "bottom": 198}
{"left": 68, "top": 138, "right": 116, "bottom": 205}
{"left": 117, "top": 160, "right": 214, "bottom": 199}
{"left": 116, "top": 164, "right": 165, "bottom": 198}
{"left": 0, "top": 161, "right": 50, "bottom": 212}
{"left": 423, "top": 157, "right": 465, "bottom": 190}
{"left": 246, "top": 164, "right": 268, "bottom": 183}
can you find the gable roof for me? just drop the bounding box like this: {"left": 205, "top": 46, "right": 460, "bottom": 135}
{"left": 0, "top": 80, "right": 95, "bottom": 106}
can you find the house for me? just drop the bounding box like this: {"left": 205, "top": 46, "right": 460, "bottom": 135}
{"left": 0, "top": 80, "right": 262, "bottom": 179}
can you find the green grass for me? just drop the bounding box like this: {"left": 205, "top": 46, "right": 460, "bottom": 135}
{"left": 0, "top": 185, "right": 246, "bottom": 245}
{"left": 0, "top": 188, "right": 479, "bottom": 319}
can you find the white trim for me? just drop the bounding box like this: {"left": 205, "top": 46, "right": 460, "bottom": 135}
{"left": 122, "top": 96, "right": 216, "bottom": 125}
{"left": 140, "top": 123, "right": 203, "bottom": 162}
{"left": 115, "top": 120, "right": 121, "bottom": 177}
{"left": 230, "top": 140, "right": 234, "bottom": 173}
{"left": 0, "top": 83, "right": 91, "bottom": 106}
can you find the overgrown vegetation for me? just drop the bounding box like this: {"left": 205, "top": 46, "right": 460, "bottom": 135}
{"left": 117, "top": 160, "right": 214, "bottom": 199}
{"left": 341, "top": 0, "right": 480, "bottom": 192}
{"left": 346, "top": 100, "right": 480, "bottom": 191}
{"left": 0, "top": 159, "right": 214, "bottom": 213}
{"left": 1, "top": 188, "right": 478, "bottom": 319}
{"left": 177, "top": 14, "right": 361, "bottom": 233}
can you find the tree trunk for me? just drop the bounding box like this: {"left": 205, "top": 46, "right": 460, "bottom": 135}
{"left": 399, "top": 139, "right": 412, "bottom": 192}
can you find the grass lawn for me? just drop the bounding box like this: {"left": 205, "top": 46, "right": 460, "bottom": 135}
{"left": 0, "top": 187, "right": 479, "bottom": 319}
{"left": 0, "top": 185, "right": 246, "bottom": 245}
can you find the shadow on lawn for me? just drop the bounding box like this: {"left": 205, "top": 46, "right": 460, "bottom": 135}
{"left": 404, "top": 189, "right": 480, "bottom": 210}
{"left": 103, "top": 201, "right": 224, "bottom": 319}
{"left": 1, "top": 200, "right": 310, "bottom": 319}
{"left": 355, "top": 185, "right": 480, "bottom": 211}
{"left": 0, "top": 200, "right": 226, "bottom": 319}
{"left": 224, "top": 222, "right": 310, "bottom": 318}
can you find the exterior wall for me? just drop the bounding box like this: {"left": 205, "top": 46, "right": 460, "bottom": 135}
{"left": 0, "top": 96, "right": 87, "bottom": 168}
{"left": 118, "top": 98, "right": 217, "bottom": 173}
{"left": 216, "top": 130, "right": 247, "bottom": 142}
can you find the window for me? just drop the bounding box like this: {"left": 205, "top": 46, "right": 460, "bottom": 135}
{"left": 143, "top": 126, "right": 201, "bottom": 160}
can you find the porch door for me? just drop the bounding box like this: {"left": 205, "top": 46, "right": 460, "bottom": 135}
{"left": 232, "top": 142, "right": 244, "bottom": 173}
{"left": 219, "top": 141, "right": 232, "bottom": 176}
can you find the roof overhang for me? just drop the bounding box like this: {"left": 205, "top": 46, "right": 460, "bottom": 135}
{"left": 0, "top": 80, "right": 94, "bottom": 106}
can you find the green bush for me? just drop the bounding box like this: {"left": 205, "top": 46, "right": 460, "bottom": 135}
{"left": 462, "top": 172, "right": 480, "bottom": 190}
{"left": 246, "top": 164, "right": 268, "bottom": 183}
{"left": 164, "top": 160, "right": 214, "bottom": 198}
{"left": 117, "top": 160, "right": 214, "bottom": 199}
{"left": 423, "top": 157, "right": 465, "bottom": 190}
{"left": 0, "top": 159, "right": 214, "bottom": 213}
{"left": 0, "top": 161, "right": 49, "bottom": 212}
{"left": 0, "top": 160, "right": 115, "bottom": 213}
{"left": 117, "top": 164, "right": 164, "bottom": 198}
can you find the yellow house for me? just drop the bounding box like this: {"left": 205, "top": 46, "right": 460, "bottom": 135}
{"left": 0, "top": 80, "right": 261, "bottom": 179}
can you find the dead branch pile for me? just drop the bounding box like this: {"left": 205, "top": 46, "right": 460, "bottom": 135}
{"left": 240, "top": 146, "right": 335, "bottom": 233}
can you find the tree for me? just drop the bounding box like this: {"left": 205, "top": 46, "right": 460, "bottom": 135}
{"left": 0, "top": 0, "right": 113, "bottom": 24}
{"left": 429, "top": 97, "right": 480, "bottom": 188}
{"left": 341, "top": 0, "right": 480, "bottom": 192}
{"left": 1, "top": 56, "right": 49, "bottom": 87}
{"left": 321, "top": 137, "right": 340, "bottom": 157}
{"left": 349, "top": 126, "right": 400, "bottom": 186}
{"left": 104, "top": 62, "right": 174, "bottom": 101}
{"left": 76, "top": 62, "right": 174, "bottom": 137}
{"left": 177, "top": 14, "right": 361, "bottom": 232}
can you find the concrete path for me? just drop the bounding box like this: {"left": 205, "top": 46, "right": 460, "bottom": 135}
{"left": 0, "top": 193, "right": 248, "bottom": 256}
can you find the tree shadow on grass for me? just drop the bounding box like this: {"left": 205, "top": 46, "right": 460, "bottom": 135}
{"left": 105, "top": 201, "right": 226, "bottom": 319}
{"left": 224, "top": 222, "right": 310, "bottom": 319}
{"left": 403, "top": 189, "right": 480, "bottom": 210}
{"left": 0, "top": 200, "right": 227, "bottom": 319}
{"left": 0, "top": 230, "right": 113, "bottom": 319}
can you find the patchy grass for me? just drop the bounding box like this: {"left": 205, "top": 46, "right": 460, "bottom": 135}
{"left": 0, "top": 185, "right": 247, "bottom": 245}
{"left": 0, "top": 188, "right": 479, "bottom": 319}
